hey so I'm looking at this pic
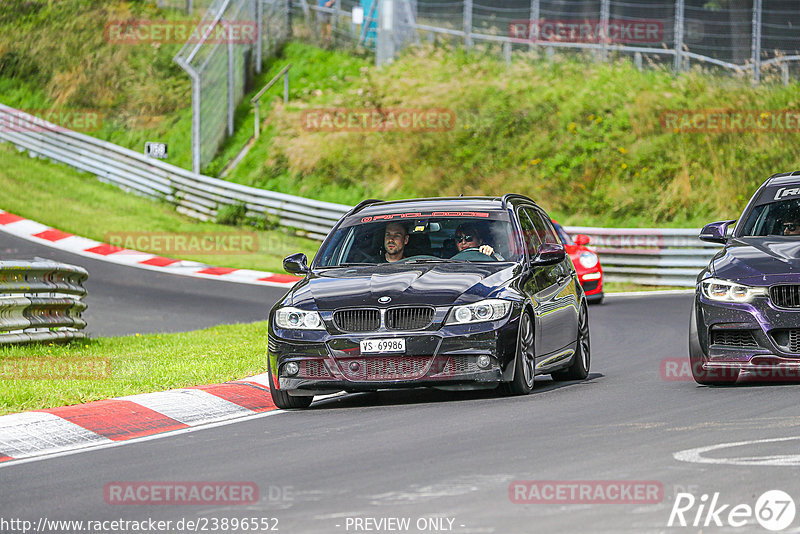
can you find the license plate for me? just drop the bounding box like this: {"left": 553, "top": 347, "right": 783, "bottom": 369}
{"left": 360, "top": 338, "right": 406, "bottom": 354}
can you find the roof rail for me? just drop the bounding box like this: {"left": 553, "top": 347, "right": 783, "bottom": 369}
{"left": 346, "top": 199, "right": 384, "bottom": 217}
{"left": 501, "top": 193, "right": 531, "bottom": 210}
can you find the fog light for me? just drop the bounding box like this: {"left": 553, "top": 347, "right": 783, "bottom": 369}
{"left": 349, "top": 361, "right": 360, "bottom": 372}
{"left": 284, "top": 362, "right": 299, "bottom": 376}
{"left": 477, "top": 355, "right": 492, "bottom": 369}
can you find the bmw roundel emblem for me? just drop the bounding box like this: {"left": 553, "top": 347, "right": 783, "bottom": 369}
{"left": 378, "top": 296, "right": 391, "bottom": 304}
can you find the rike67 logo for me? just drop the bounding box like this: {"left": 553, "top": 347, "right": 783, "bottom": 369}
{"left": 668, "top": 490, "right": 796, "bottom": 531}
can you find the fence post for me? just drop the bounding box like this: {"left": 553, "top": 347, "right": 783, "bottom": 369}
{"left": 463, "top": 0, "right": 472, "bottom": 49}
{"left": 751, "top": 0, "right": 762, "bottom": 84}
{"left": 287, "top": 0, "right": 293, "bottom": 38}
{"left": 191, "top": 69, "right": 201, "bottom": 174}
{"left": 528, "top": 0, "right": 539, "bottom": 51}
{"left": 673, "top": 0, "right": 684, "bottom": 73}
{"left": 600, "top": 0, "right": 610, "bottom": 62}
{"left": 228, "top": 23, "right": 235, "bottom": 136}
{"left": 256, "top": 0, "right": 263, "bottom": 74}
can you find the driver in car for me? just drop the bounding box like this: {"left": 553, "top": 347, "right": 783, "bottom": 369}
{"left": 382, "top": 222, "right": 409, "bottom": 262}
{"left": 454, "top": 223, "right": 499, "bottom": 258}
{"left": 783, "top": 217, "right": 800, "bottom": 236}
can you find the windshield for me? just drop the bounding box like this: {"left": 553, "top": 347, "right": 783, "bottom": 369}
{"left": 739, "top": 198, "right": 800, "bottom": 237}
{"left": 315, "top": 213, "right": 521, "bottom": 267}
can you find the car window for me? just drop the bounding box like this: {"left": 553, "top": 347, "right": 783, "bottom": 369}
{"left": 517, "top": 208, "right": 541, "bottom": 257}
{"left": 740, "top": 198, "right": 800, "bottom": 237}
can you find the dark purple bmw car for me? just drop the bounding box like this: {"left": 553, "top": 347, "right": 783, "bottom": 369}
{"left": 691, "top": 172, "right": 800, "bottom": 384}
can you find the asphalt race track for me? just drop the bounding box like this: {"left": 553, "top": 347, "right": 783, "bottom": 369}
{"left": 0, "top": 231, "right": 288, "bottom": 336}
{"left": 5, "top": 289, "right": 800, "bottom": 533}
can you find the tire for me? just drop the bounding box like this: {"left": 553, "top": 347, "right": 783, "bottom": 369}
{"left": 268, "top": 363, "right": 314, "bottom": 409}
{"left": 502, "top": 311, "right": 536, "bottom": 395}
{"left": 689, "top": 304, "right": 738, "bottom": 385}
{"left": 551, "top": 303, "right": 590, "bottom": 381}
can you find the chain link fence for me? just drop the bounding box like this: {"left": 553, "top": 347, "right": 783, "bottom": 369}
{"left": 173, "top": 0, "right": 290, "bottom": 173}
{"left": 298, "top": 0, "right": 800, "bottom": 79}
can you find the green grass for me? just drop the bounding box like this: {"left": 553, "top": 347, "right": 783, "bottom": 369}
{"left": 0, "top": 143, "right": 320, "bottom": 272}
{"left": 0, "top": 322, "right": 270, "bottom": 415}
{"left": 221, "top": 42, "right": 800, "bottom": 228}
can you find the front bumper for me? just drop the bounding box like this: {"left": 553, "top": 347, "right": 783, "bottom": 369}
{"left": 268, "top": 310, "right": 520, "bottom": 395}
{"left": 695, "top": 291, "right": 800, "bottom": 376}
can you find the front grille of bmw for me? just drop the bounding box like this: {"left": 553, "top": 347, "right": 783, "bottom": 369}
{"left": 770, "top": 285, "right": 800, "bottom": 309}
{"left": 711, "top": 330, "right": 758, "bottom": 347}
{"left": 333, "top": 307, "right": 434, "bottom": 332}
{"left": 339, "top": 356, "right": 431, "bottom": 380}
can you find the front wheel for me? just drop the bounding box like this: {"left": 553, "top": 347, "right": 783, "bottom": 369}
{"left": 268, "top": 364, "right": 314, "bottom": 409}
{"left": 551, "top": 303, "right": 590, "bottom": 381}
{"left": 502, "top": 311, "right": 535, "bottom": 395}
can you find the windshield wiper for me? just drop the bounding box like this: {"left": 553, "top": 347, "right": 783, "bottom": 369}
{"left": 332, "top": 262, "right": 378, "bottom": 267}
{"left": 402, "top": 258, "right": 458, "bottom": 264}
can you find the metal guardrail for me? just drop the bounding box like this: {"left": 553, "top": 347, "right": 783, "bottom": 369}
{"left": 0, "top": 104, "right": 351, "bottom": 240}
{"left": 564, "top": 226, "right": 719, "bottom": 287}
{"left": 0, "top": 103, "right": 715, "bottom": 286}
{"left": 0, "top": 261, "right": 88, "bottom": 345}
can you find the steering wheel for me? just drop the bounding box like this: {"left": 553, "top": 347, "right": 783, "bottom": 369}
{"left": 451, "top": 247, "right": 498, "bottom": 261}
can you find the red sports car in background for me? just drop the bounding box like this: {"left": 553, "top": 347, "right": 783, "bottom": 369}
{"left": 552, "top": 221, "right": 604, "bottom": 304}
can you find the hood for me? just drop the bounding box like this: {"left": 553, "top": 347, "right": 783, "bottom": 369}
{"left": 288, "top": 262, "right": 518, "bottom": 310}
{"left": 712, "top": 238, "right": 800, "bottom": 284}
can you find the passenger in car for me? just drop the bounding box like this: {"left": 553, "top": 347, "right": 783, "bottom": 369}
{"left": 454, "top": 222, "right": 501, "bottom": 259}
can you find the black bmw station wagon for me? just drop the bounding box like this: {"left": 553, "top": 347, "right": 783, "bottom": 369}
{"left": 267, "top": 195, "right": 590, "bottom": 408}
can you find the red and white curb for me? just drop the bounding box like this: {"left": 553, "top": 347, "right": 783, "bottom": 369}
{"left": 0, "top": 210, "right": 302, "bottom": 287}
{"left": 0, "top": 374, "right": 278, "bottom": 465}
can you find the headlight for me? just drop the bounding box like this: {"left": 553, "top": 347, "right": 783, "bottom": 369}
{"left": 579, "top": 251, "right": 598, "bottom": 269}
{"left": 700, "top": 278, "right": 766, "bottom": 303}
{"left": 446, "top": 299, "right": 511, "bottom": 325}
{"left": 274, "top": 307, "right": 324, "bottom": 330}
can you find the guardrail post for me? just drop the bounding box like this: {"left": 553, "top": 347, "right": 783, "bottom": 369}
{"left": 284, "top": 68, "right": 289, "bottom": 102}
{"left": 634, "top": 52, "right": 642, "bottom": 71}
{"left": 751, "top": 0, "right": 762, "bottom": 84}
{"left": 463, "top": 0, "right": 472, "bottom": 49}
{"left": 782, "top": 62, "right": 789, "bottom": 86}
{"left": 503, "top": 41, "right": 511, "bottom": 64}
{"left": 673, "top": 0, "right": 684, "bottom": 73}
{"left": 600, "top": 0, "right": 610, "bottom": 62}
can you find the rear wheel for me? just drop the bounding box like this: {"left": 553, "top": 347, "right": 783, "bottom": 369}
{"left": 268, "top": 363, "right": 313, "bottom": 409}
{"left": 689, "top": 304, "right": 738, "bottom": 385}
{"left": 502, "top": 311, "right": 535, "bottom": 395}
{"left": 551, "top": 303, "right": 590, "bottom": 381}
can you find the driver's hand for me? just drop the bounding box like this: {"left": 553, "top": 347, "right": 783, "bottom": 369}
{"left": 479, "top": 244, "right": 494, "bottom": 256}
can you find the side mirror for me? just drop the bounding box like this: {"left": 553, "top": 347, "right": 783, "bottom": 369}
{"left": 699, "top": 220, "right": 736, "bottom": 244}
{"left": 532, "top": 243, "right": 566, "bottom": 266}
{"left": 574, "top": 234, "right": 591, "bottom": 246}
{"left": 283, "top": 253, "right": 309, "bottom": 275}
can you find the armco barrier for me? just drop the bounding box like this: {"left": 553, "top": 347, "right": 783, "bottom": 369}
{"left": 0, "top": 104, "right": 351, "bottom": 240}
{"left": 0, "top": 104, "right": 715, "bottom": 287}
{"left": 0, "top": 260, "right": 88, "bottom": 344}
{"left": 564, "top": 226, "right": 720, "bottom": 287}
